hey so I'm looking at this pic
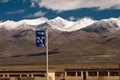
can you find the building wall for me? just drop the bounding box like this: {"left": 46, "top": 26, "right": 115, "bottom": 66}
{"left": 0, "top": 68, "right": 119, "bottom": 80}
{"left": 64, "top": 69, "right": 120, "bottom": 80}
{"left": 48, "top": 72, "right": 55, "bottom": 80}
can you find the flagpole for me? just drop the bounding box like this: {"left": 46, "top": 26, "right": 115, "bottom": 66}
{"left": 46, "top": 28, "right": 49, "bottom": 80}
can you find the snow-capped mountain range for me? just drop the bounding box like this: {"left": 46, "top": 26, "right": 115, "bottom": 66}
{"left": 0, "top": 16, "right": 120, "bottom": 32}
{"left": 0, "top": 16, "right": 120, "bottom": 60}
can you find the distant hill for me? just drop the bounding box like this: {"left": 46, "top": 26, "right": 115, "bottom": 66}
{"left": 0, "top": 17, "right": 120, "bottom": 65}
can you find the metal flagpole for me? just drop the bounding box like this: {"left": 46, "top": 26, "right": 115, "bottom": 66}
{"left": 35, "top": 29, "right": 48, "bottom": 80}
{"left": 46, "top": 29, "right": 49, "bottom": 80}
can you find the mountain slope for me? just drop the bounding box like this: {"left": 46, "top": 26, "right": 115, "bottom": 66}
{"left": 83, "top": 18, "right": 120, "bottom": 32}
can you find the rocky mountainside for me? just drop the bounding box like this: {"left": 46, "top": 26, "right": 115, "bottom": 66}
{"left": 0, "top": 17, "right": 120, "bottom": 65}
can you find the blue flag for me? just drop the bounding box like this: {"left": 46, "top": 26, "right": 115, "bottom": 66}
{"left": 36, "top": 30, "right": 46, "bottom": 47}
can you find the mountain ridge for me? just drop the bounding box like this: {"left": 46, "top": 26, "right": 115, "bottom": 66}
{"left": 1, "top": 17, "right": 120, "bottom": 32}
{"left": 0, "top": 17, "right": 120, "bottom": 65}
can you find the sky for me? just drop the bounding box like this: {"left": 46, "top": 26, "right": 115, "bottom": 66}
{"left": 0, "top": 0, "right": 120, "bottom": 21}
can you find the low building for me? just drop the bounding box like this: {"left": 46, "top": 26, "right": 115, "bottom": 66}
{"left": 0, "top": 63, "right": 119, "bottom": 80}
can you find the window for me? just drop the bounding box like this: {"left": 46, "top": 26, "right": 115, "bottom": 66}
{"left": 88, "top": 71, "right": 97, "bottom": 76}
{"left": 110, "top": 71, "right": 119, "bottom": 76}
{"left": 22, "top": 74, "right": 27, "bottom": 77}
{"left": 55, "top": 72, "right": 64, "bottom": 77}
{"left": 0, "top": 74, "right": 3, "bottom": 77}
{"left": 9, "top": 74, "right": 20, "bottom": 77}
{"left": 29, "top": 74, "right": 32, "bottom": 77}
{"left": 5, "top": 74, "right": 7, "bottom": 77}
{"left": 99, "top": 71, "right": 108, "bottom": 76}
{"left": 67, "top": 72, "right": 76, "bottom": 76}
{"left": 77, "top": 72, "right": 81, "bottom": 76}
{"left": 33, "top": 74, "right": 45, "bottom": 77}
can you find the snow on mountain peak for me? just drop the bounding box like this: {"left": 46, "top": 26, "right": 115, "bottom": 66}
{"left": 0, "top": 17, "right": 120, "bottom": 32}
{"left": 44, "top": 17, "right": 96, "bottom": 32}
{"left": 63, "top": 18, "right": 96, "bottom": 32}
{"left": 20, "top": 17, "right": 48, "bottom": 26}
{"left": 0, "top": 20, "right": 21, "bottom": 30}
{"left": 82, "top": 17, "right": 120, "bottom": 32}
{"left": 78, "top": 18, "right": 96, "bottom": 27}
{"left": 48, "top": 17, "right": 76, "bottom": 31}
{"left": 0, "top": 17, "right": 48, "bottom": 30}
{"left": 102, "top": 17, "right": 120, "bottom": 27}
{"left": 54, "top": 16, "right": 65, "bottom": 20}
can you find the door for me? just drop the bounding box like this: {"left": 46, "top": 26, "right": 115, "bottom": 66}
{"left": 83, "top": 72, "right": 86, "bottom": 80}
